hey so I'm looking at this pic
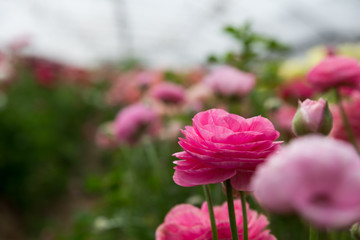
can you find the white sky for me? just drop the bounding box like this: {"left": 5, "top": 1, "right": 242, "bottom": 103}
{"left": 0, "top": 0, "right": 359, "bottom": 68}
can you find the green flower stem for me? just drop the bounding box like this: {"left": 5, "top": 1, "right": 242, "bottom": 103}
{"left": 309, "top": 224, "right": 319, "bottom": 240}
{"left": 335, "top": 89, "right": 360, "bottom": 154}
{"left": 239, "top": 191, "right": 248, "bottom": 240}
{"left": 202, "top": 185, "right": 219, "bottom": 240}
{"left": 225, "top": 180, "right": 239, "bottom": 240}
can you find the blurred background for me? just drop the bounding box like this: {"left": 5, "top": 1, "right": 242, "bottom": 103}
{"left": 0, "top": 0, "right": 359, "bottom": 239}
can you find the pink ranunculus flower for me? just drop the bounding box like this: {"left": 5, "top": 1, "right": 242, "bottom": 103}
{"left": 307, "top": 56, "right": 360, "bottom": 92}
{"left": 173, "top": 109, "right": 281, "bottom": 191}
{"left": 292, "top": 98, "right": 332, "bottom": 136}
{"left": 156, "top": 200, "right": 276, "bottom": 240}
{"left": 330, "top": 93, "right": 360, "bottom": 145}
{"left": 252, "top": 135, "right": 360, "bottom": 228}
{"left": 113, "top": 103, "right": 159, "bottom": 144}
{"left": 150, "top": 82, "right": 186, "bottom": 104}
{"left": 204, "top": 66, "right": 256, "bottom": 97}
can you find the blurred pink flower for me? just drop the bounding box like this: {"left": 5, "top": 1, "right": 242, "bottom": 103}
{"left": 307, "top": 56, "right": 360, "bottom": 92}
{"left": 278, "top": 79, "right": 315, "bottom": 103}
{"left": 134, "top": 70, "right": 163, "bottom": 90}
{"left": 204, "top": 66, "right": 255, "bottom": 97}
{"left": 106, "top": 74, "right": 141, "bottom": 106}
{"left": 156, "top": 200, "right": 276, "bottom": 240}
{"left": 271, "top": 105, "right": 297, "bottom": 132}
{"left": 113, "top": 103, "right": 159, "bottom": 144}
{"left": 150, "top": 82, "right": 185, "bottom": 104}
{"left": 185, "top": 83, "right": 212, "bottom": 112}
{"left": 252, "top": 135, "right": 360, "bottom": 228}
{"left": 330, "top": 93, "right": 360, "bottom": 145}
{"left": 173, "top": 109, "right": 281, "bottom": 191}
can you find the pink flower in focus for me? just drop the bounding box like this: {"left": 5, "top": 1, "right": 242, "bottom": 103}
{"left": 307, "top": 56, "right": 360, "bottom": 92}
{"left": 156, "top": 200, "right": 276, "bottom": 240}
{"left": 204, "top": 66, "right": 255, "bottom": 97}
{"left": 113, "top": 103, "right": 159, "bottom": 144}
{"left": 330, "top": 93, "right": 360, "bottom": 145}
{"left": 150, "top": 82, "right": 185, "bottom": 104}
{"left": 173, "top": 109, "right": 281, "bottom": 191}
{"left": 252, "top": 135, "right": 360, "bottom": 228}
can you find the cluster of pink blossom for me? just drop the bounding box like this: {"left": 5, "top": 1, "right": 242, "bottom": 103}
{"left": 156, "top": 53, "right": 360, "bottom": 240}
{"left": 99, "top": 65, "right": 257, "bottom": 147}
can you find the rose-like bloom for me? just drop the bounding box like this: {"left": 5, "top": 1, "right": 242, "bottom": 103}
{"left": 204, "top": 66, "right": 255, "bottom": 97}
{"left": 113, "top": 103, "right": 159, "bottom": 144}
{"left": 307, "top": 56, "right": 360, "bottom": 92}
{"left": 292, "top": 98, "right": 332, "bottom": 136}
{"left": 150, "top": 82, "right": 185, "bottom": 104}
{"left": 156, "top": 200, "right": 276, "bottom": 240}
{"left": 173, "top": 109, "right": 281, "bottom": 191}
{"left": 252, "top": 135, "right": 360, "bottom": 228}
{"left": 330, "top": 93, "right": 360, "bottom": 145}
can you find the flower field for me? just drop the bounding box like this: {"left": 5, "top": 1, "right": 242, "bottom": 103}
{"left": 1, "top": 23, "right": 360, "bottom": 240}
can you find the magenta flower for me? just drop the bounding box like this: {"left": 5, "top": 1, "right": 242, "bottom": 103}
{"left": 156, "top": 200, "right": 276, "bottom": 240}
{"left": 150, "top": 82, "right": 186, "bottom": 104}
{"left": 173, "top": 109, "right": 281, "bottom": 191}
{"left": 204, "top": 66, "right": 255, "bottom": 97}
{"left": 307, "top": 56, "right": 360, "bottom": 92}
{"left": 292, "top": 98, "right": 332, "bottom": 136}
{"left": 113, "top": 103, "right": 159, "bottom": 144}
{"left": 252, "top": 135, "right": 360, "bottom": 228}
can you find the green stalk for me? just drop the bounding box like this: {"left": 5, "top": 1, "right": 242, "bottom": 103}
{"left": 309, "top": 224, "right": 319, "bottom": 240}
{"left": 239, "top": 191, "right": 248, "bottom": 240}
{"left": 335, "top": 89, "right": 360, "bottom": 154}
{"left": 225, "top": 180, "right": 239, "bottom": 240}
{"left": 202, "top": 185, "right": 218, "bottom": 240}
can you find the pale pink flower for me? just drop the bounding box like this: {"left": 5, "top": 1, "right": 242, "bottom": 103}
{"left": 204, "top": 66, "right": 255, "bottom": 97}
{"left": 173, "top": 109, "right": 281, "bottom": 191}
{"left": 292, "top": 98, "right": 332, "bottom": 135}
{"left": 156, "top": 200, "right": 276, "bottom": 240}
{"left": 113, "top": 103, "right": 159, "bottom": 144}
{"left": 307, "top": 56, "right": 360, "bottom": 92}
{"left": 150, "top": 82, "right": 185, "bottom": 104}
{"left": 252, "top": 135, "right": 360, "bottom": 228}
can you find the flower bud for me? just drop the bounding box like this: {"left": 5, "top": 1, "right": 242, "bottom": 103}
{"left": 351, "top": 223, "right": 360, "bottom": 240}
{"left": 292, "top": 98, "right": 333, "bottom": 136}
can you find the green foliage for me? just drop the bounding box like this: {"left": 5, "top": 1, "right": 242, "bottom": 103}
{"left": 208, "top": 22, "right": 289, "bottom": 75}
